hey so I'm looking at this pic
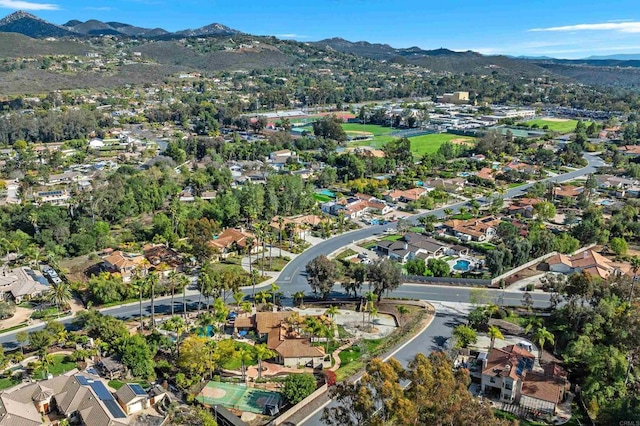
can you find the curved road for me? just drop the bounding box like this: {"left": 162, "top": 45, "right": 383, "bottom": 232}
{"left": 276, "top": 152, "right": 603, "bottom": 296}
{"left": 0, "top": 153, "right": 603, "bottom": 424}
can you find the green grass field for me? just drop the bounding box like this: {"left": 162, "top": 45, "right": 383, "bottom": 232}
{"left": 524, "top": 119, "right": 593, "bottom": 133}
{"left": 409, "top": 134, "right": 475, "bottom": 157}
{"left": 34, "top": 355, "right": 77, "bottom": 380}
{"left": 343, "top": 123, "right": 397, "bottom": 147}
{"left": 313, "top": 193, "right": 332, "bottom": 202}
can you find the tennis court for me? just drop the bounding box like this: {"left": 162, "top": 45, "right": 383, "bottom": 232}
{"left": 197, "top": 381, "right": 282, "bottom": 414}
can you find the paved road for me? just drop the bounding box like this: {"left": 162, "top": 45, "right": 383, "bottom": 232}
{"left": 276, "top": 152, "right": 603, "bottom": 298}
{"left": 0, "top": 153, "right": 602, "bottom": 362}
{"left": 298, "top": 303, "right": 471, "bottom": 426}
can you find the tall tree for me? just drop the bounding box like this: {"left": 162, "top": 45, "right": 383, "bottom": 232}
{"left": 306, "top": 255, "right": 339, "bottom": 299}
{"left": 368, "top": 258, "right": 402, "bottom": 302}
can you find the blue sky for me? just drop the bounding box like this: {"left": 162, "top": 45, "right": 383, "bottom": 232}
{"left": 3, "top": 0, "right": 640, "bottom": 58}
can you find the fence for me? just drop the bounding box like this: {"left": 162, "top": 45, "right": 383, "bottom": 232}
{"left": 389, "top": 129, "right": 435, "bottom": 138}
{"left": 403, "top": 274, "right": 492, "bottom": 286}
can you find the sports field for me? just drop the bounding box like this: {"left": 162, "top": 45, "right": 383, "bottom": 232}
{"left": 409, "top": 134, "right": 475, "bottom": 157}
{"left": 524, "top": 119, "right": 593, "bottom": 133}
{"left": 197, "top": 381, "right": 282, "bottom": 414}
{"left": 342, "top": 123, "right": 396, "bottom": 146}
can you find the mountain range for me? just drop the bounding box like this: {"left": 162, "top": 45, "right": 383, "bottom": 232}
{"left": 0, "top": 11, "right": 639, "bottom": 92}
{"left": 0, "top": 11, "right": 241, "bottom": 39}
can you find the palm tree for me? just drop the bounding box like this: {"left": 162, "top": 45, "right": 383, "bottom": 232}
{"left": 206, "top": 339, "right": 217, "bottom": 379}
{"left": 240, "top": 301, "right": 253, "bottom": 314}
{"left": 524, "top": 316, "right": 544, "bottom": 335}
{"left": 48, "top": 281, "right": 71, "bottom": 318}
{"left": 39, "top": 354, "right": 54, "bottom": 379}
{"left": 293, "top": 291, "right": 305, "bottom": 308}
{"left": 237, "top": 348, "right": 253, "bottom": 382}
{"left": 16, "top": 331, "right": 28, "bottom": 355}
{"left": 167, "top": 271, "right": 179, "bottom": 316}
{"left": 532, "top": 326, "right": 555, "bottom": 354}
{"left": 253, "top": 344, "right": 276, "bottom": 380}
{"left": 443, "top": 208, "right": 453, "bottom": 220}
{"left": 277, "top": 216, "right": 285, "bottom": 257}
{"left": 270, "top": 283, "right": 280, "bottom": 306}
{"left": 146, "top": 271, "right": 159, "bottom": 329}
{"left": 233, "top": 291, "right": 244, "bottom": 307}
{"left": 132, "top": 272, "right": 147, "bottom": 330}
{"left": 363, "top": 292, "right": 376, "bottom": 327}
{"left": 629, "top": 256, "right": 640, "bottom": 302}
{"left": 28, "top": 211, "right": 39, "bottom": 235}
{"left": 396, "top": 305, "right": 409, "bottom": 326}
{"left": 369, "top": 305, "right": 378, "bottom": 328}
{"left": 246, "top": 237, "right": 255, "bottom": 300}
{"left": 255, "top": 290, "right": 269, "bottom": 309}
{"left": 177, "top": 275, "right": 190, "bottom": 317}
{"left": 487, "top": 325, "right": 504, "bottom": 350}
{"left": 325, "top": 305, "right": 339, "bottom": 321}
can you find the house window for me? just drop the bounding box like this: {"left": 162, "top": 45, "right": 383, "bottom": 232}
{"left": 490, "top": 377, "right": 496, "bottom": 383}
{"left": 505, "top": 383, "right": 513, "bottom": 390}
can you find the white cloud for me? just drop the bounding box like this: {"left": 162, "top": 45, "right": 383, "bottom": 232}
{"left": 530, "top": 21, "right": 640, "bottom": 33}
{"left": 275, "top": 33, "right": 309, "bottom": 39}
{"left": 0, "top": 0, "right": 59, "bottom": 10}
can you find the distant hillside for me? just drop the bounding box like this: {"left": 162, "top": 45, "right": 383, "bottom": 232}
{"left": 313, "top": 38, "right": 474, "bottom": 61}
{"left": 0, "top": 32, "right": 86, "bottom": 57}
{"left": 174, "top": 23, "right": 242, "bottom": 38}
{"left": 63, "top": 19, "right": 170, "bottom": 38}
{"left": 0, "top": 11, "right": 77, "bottom": 38}
{"left": 584, "top": 53, "right": 640, "bottom": 60}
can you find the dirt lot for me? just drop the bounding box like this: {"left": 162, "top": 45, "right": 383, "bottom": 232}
{"left": 60, "top": 254, "right": 100, "bottom": 283}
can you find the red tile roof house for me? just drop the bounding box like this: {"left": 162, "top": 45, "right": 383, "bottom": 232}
{"left": 546, "top": 250, "right": 629, "bottom": 279}
{"left": 383, "top": 187, "right": 431, "bottom": 203}
{"left": 443, "top": 216, "right": 502, "bottom": 242}
{"left": 552, "top": 185, "right": 584, "bottom": 199}
{"left": 507, "top": 198, "right": 543, "bottom": 218}
{"left": 102, "top": 251, "right": 145, "bottom": 283}
{"left": 234, "top": 312, "right": 329, "bottom": 368}
{"left": 479, "top": 345, "right": 568, "bottom": 415}
{"left": 208, "top": 228, "right": 260, "bottom": 259}
{"left": 618, "top": 145, "right": 640, "bottom": 157}
{"left": 476, "top": 167, "right": 495, "bottom": 181}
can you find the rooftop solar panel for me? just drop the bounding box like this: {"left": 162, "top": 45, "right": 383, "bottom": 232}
{"left": 129, "top": 383, "right": 147, "bottom": 396}
{"left": 103, "top": 399, "right": 127, "bottom": 418}
{"left": 90, "top": 381, "right": 114, "bottom": 401}
{"left": 76, "top": 375, "right": 91, "bottom": 385}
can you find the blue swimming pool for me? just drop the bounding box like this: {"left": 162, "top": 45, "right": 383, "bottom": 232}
{"left": 453, "top": 259, "right": 471, "bottom": 271}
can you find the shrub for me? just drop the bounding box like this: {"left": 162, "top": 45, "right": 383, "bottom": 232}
{"left": 324, "top": 370, "right": 337, "bottom": 387}
{"left": 282, "top": 373, "right": 317, "bottom": 405}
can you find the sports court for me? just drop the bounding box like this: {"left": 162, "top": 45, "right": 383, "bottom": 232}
{"left": 196, "top": 381, "right": 282, "bottom": 414}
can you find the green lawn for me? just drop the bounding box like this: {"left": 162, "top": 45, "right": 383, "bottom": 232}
{"left": 343, "top": 123, "right": 396, "bottom": 147}
{"left": 524, "top": 119, "right": 593, "bottom": 133}
{"left": 342, "top": 123, "right": 395, "bottom": 135}
{"left": 34, "top": 354, "right": 76, "bottom": 379}
{"left": 408, "top": 134, "right": 475, "bottom": 157}
{"left": 336, "top": 248, "right": 357, "bottom": 260}
{"left": 451, "top": 213, "right": 473, "bottom": 220}
{"left": 0, "top": 375, "right": 21, "bottom": 390}
{"left": 252, "top": 256, "right": 290, "bottom": 272}
{"left": 313, "top": 193, "right": 332, "bottom": 202}
{"left": 109, "top": 380, "right": 149, "bottom": 391}
{"left": 381, "top": 234, "right": 403, "bottom": 241}
{"left": 508, "top": 182, "right": 527, "bottom": 188}
{"left": 338, "top": 345, "right": 361, "bottom": 365}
